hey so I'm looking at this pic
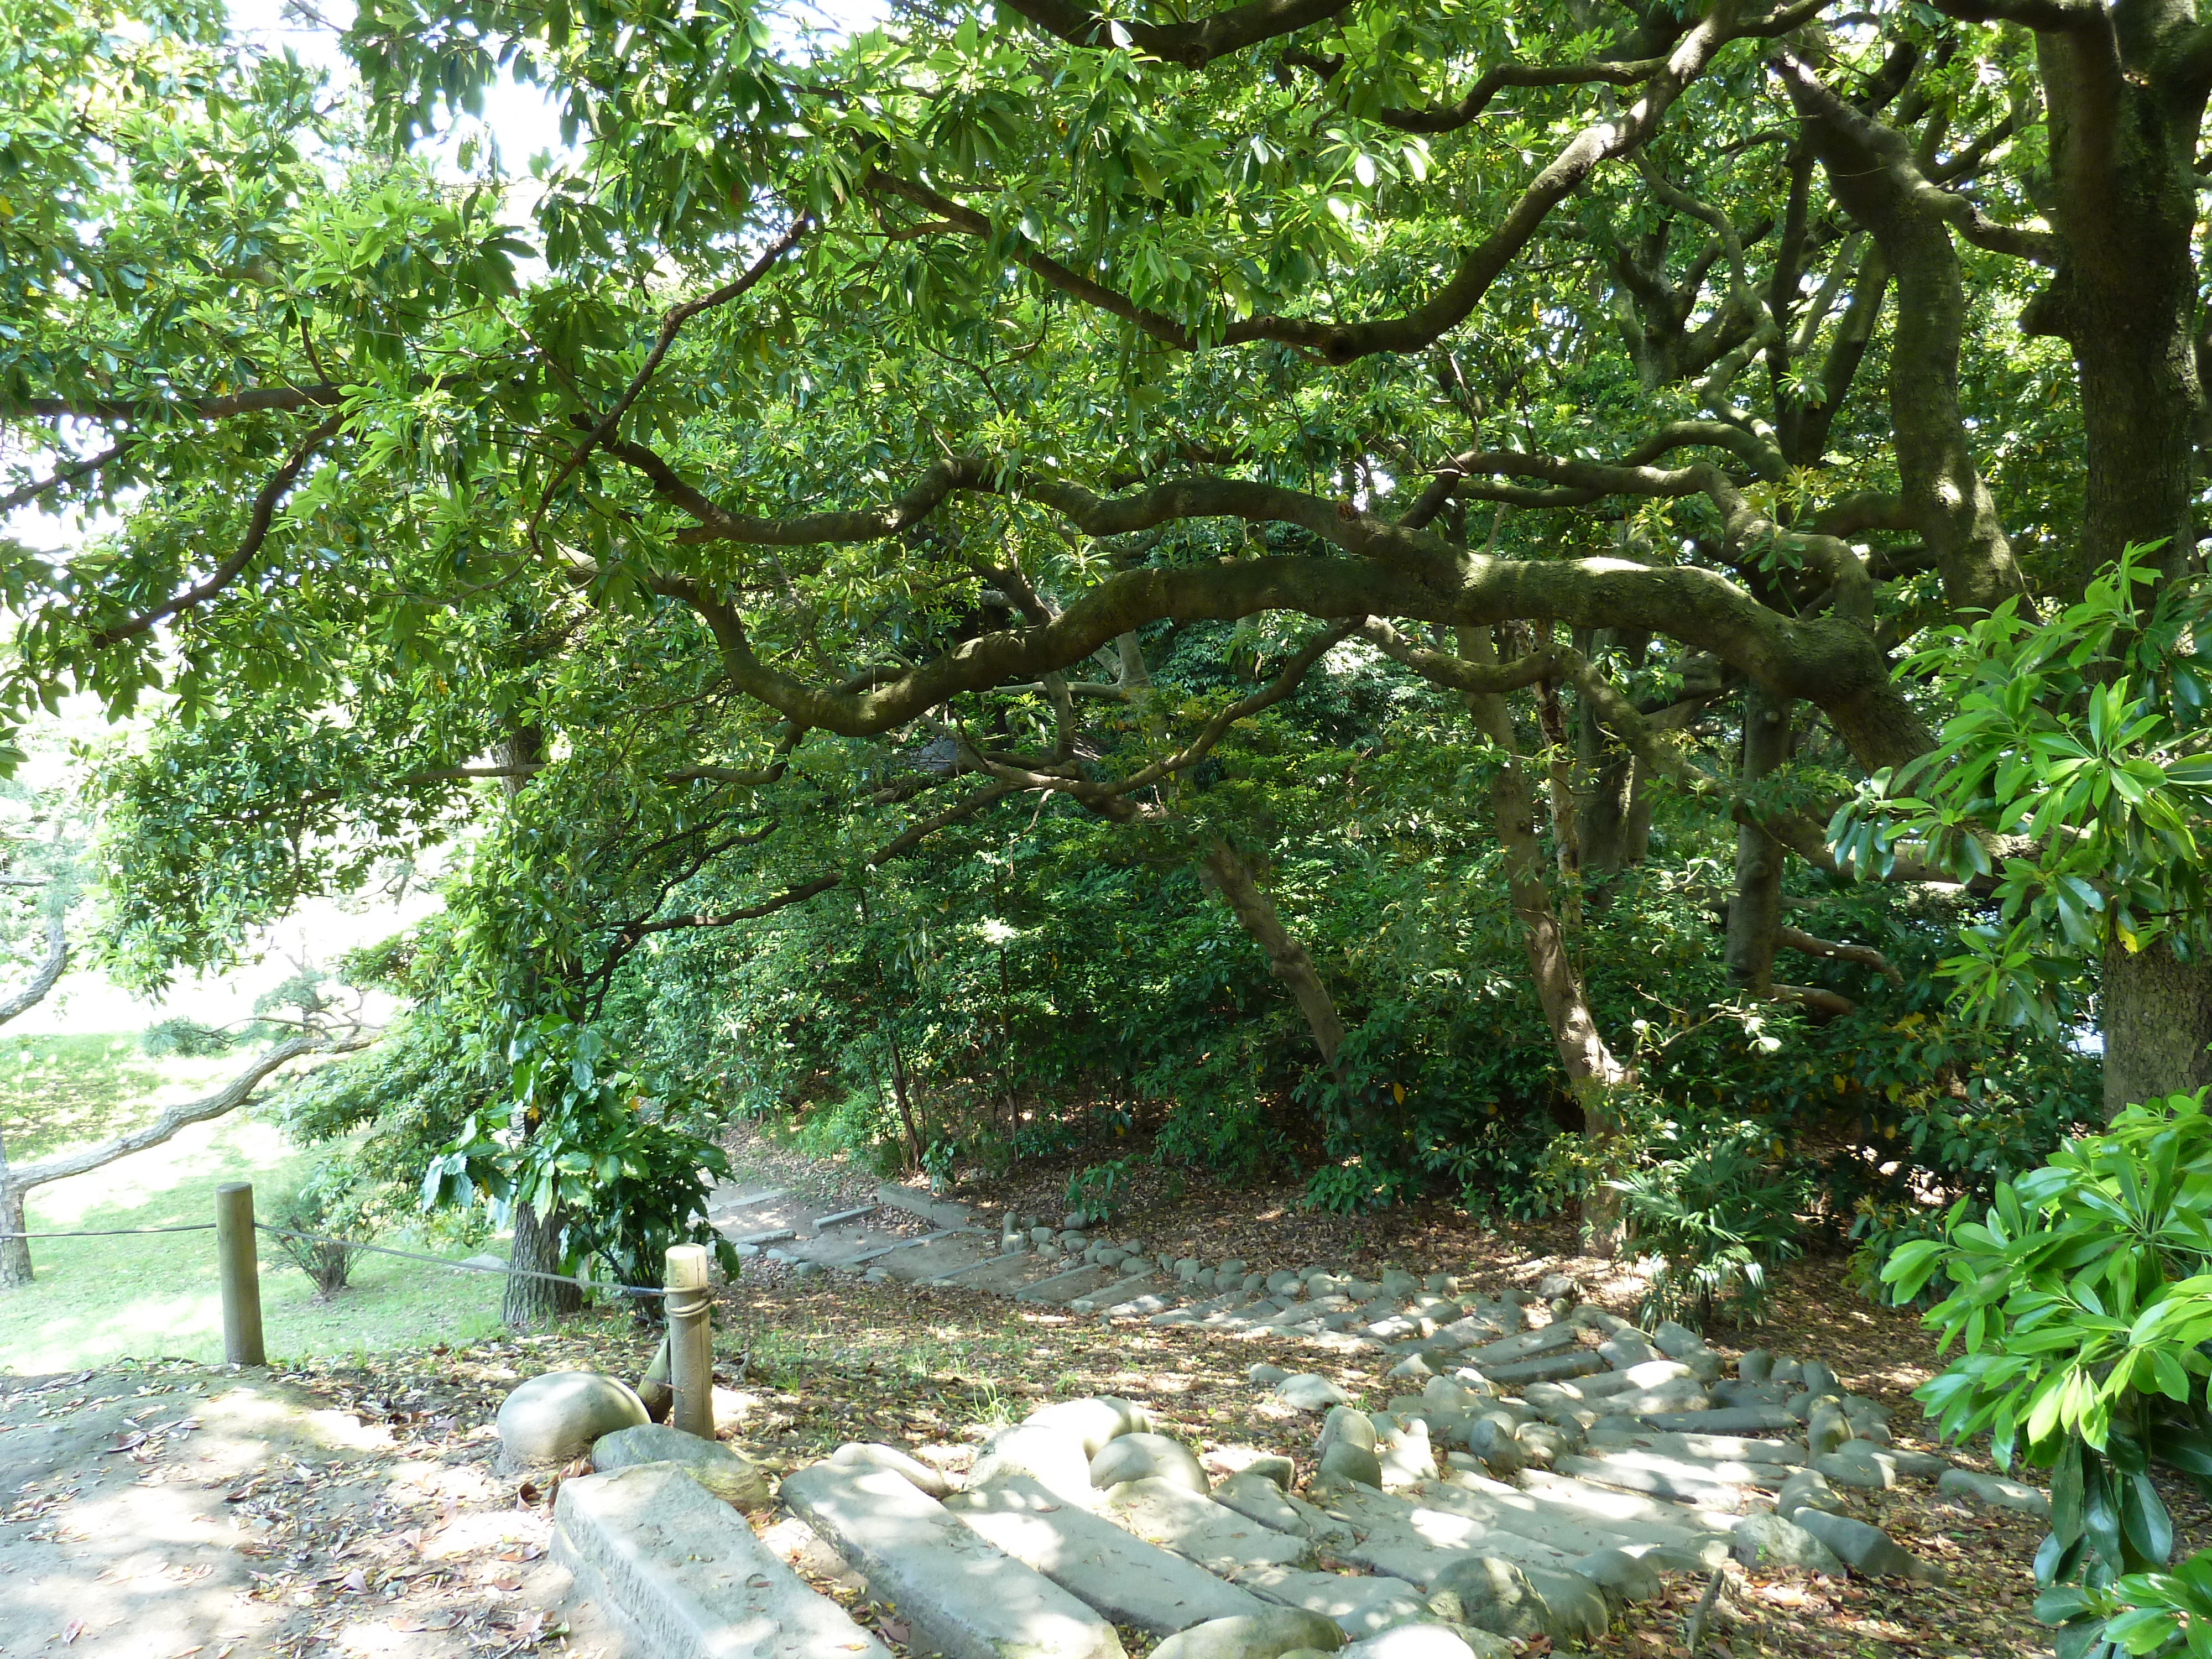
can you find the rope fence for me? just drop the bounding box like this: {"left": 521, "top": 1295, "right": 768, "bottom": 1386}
{"left": 3, "top": 1182, "right": 718, "bottom": 1433}
{"left": 251, "top": 1221, "right": 670, "bottom": 1297}
{"left": 0, "top": 1223, "right": 217, "bottom": 1237}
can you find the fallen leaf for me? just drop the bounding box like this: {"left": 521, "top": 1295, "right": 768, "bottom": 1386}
{"left": 60, "top": 1619, "right": 85, "bottom": 1645}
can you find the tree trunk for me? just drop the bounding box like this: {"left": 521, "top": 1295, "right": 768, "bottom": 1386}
{"left": 1574, "top": 631, "right": 1650, "bottom": 877}
{"left": 1458, "top": 628, "right": 1630, "bottom": 1250}
{"left": 0, "top": 1154, "right": 28, "bottom": 1288}
{"left": 1202, "top": 837, "right": 1348, "bottom": 1075}
{"left": 504, "top": 1198, "right": 582, "bottom": 1327}
{"left": 2102, "top": 938, "right": 2212, "bottom": 1117}
{"left": 2030, "top": 35, "right": 2206, "bottom": 593}
{"left": 1725, "top": 685, "right": 1792, "bottom": 992}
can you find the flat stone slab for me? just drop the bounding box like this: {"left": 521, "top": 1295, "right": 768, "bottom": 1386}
{"left": 950, "top": 1475, "right": 1267, "bottom": 1635}
{"left": 1433, "top": 1472, "right": 1725, "bottom": 1563}
{"left": 1573, "top": 1449, "right": 1785, "bottom": 1492}
{"left": 1463, "top": 1324, "right": 1578, "bottom": 1369}
{"left": 554, "top": 1464, "right": 891, "bottom": 1659}
{"left": 1416, "top": 1480, "right": 1696, "bottom": 1563}
{"left": 1480, "top": 1350, "right": 1607, "bottom": 1387}
{"left": 1238, "top": 1566, "right": 1431, "bottom": 1637}
{"left": 1017, "top": 1262, "right": 1125, "bottom": 1305}
{"left": 1516, "top": 1469, "right": 1741, "bottom": 1536}
{"left": 1585, "top": 1430, "right": 1806, "bottom": 1466}
{"left": 1068, "top": 1273, "right": 1161, "bottom": 1314}
{"left": 782, "top": 1461, "right": 1124, "bottom": 1659}
{"left": 875, "top": 1182, "right": 975, "bottom": 1230}
{"left": 1636, "top": 1407, "right": 1802, "bottom": 1435}
{"left": 1556, "top": 1454, "right": 1752, "bottom": 1508}
{"left": 1098, "top": 1477, "right": 1316, "bottom": 1575}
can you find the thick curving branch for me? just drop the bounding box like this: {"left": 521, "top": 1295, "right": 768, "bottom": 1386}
{"left": 1775, "top": 54, "right": 2030, "bottom": 614}
{"left": 1283, "top": 48, "right": 1671, "bottom": 133}
{"left": 8, "top": 385, "right": 343, "bottom": 423}
{"left": 1, "top": 1029, "right": 377, "bottom": 1198}
{"left": 0, "top": 445, "right": 129, "bottom": 517}
{"left": 996, "top": 0, "right": 1355, "bottom": 67}
{"left": 533, "top": 221, "right": 806, "bottom": 546}
{"left": 608, "top": 442, "right": 1928, "bottom": 768}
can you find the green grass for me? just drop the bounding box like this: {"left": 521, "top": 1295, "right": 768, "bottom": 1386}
{"left": 0, "top": 1036, "right": 515, "bottom": 1373}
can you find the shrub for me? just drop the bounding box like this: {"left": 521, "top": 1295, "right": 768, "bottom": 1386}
{"left": 269, "top": 1161, "right": 375, "bottom": 1299}
{"left": 1611, "top": 1125, "right": 1812, "bottom": 1328}
{"left": 1885, "top": 1092, "right": 2212, "bottom": 1657}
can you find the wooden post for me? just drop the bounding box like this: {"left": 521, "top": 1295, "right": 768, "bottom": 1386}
{"left": 214, "top": 1182, "right": 265, "bottom": 1366}
{"left": 664, "top": 1244, "right": 714, "bottom": 1440}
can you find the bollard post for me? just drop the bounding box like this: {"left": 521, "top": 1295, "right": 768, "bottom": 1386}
{"left": 664, "top": 1244, "right": 714, "bottom": 1440}
{"left": 214, "top": 1182, "right": 265, "bottom": 1366}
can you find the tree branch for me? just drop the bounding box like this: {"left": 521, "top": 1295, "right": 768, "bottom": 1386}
{"left": 85, "top": 413, "right": 346, "bottom": 650}
{"left": 531, "top": 221, "right": 806, "bottom": 546}
{"left": 0, "top": 909, "right": 68, "bottom": 1030}
{"left": 997, "top": 0, "right": 1355, "bottom": 67}
{"left": 1776, "top": 923, "right": 1905, "bottom": 983}
{"left": 0, "top": 445, "right": 128, "bottom": 517}
{"left": 607, "top": 444, "right": 1926, "bottom": 768}
{"left": 1, "top": 1029, "right": 377, "bottom": 1196}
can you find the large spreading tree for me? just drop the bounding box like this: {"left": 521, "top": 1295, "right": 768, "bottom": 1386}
{"left": 7, "top": 0, "right": 2210, "bottom": 1260}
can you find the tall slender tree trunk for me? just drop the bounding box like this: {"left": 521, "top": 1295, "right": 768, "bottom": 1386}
{"left": 1201, "top": 837, "right": 1348, "bottom": 1075}
{"left": 1725, "top": 686, "right": 1792, "bottom": 992}
{"left": 1458, "top": 628, "right": 1630, "bottom": 1250}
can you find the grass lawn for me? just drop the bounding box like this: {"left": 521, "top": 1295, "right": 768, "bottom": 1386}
{"left": 0, "top": 1034, "right": 514, "bottom": 1373}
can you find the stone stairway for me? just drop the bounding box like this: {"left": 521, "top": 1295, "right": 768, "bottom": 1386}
{"left": 559, "top": 1196, "right": 2017, "bottom": 1658}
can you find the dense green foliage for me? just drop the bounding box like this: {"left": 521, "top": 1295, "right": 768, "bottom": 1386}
{"left": 11, "top": 0, "right": 2211, "bottom": 1305}
{"left": 1889, "top": 1094, "right": 2212, "bottom": 1657}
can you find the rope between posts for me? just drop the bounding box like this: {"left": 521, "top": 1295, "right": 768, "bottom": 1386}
{"left": 0, "top": 1224, "right": 220, "bottom": 1238}
{"left": 252, "top": 1222, "right": 670, "bottom": 1298}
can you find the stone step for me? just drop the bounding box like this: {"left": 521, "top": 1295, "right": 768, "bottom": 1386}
{"left": 781, "top": 1461, "right": 1124, "bottom": 1659}
{"left": 1434, "top": 1470, "right": 1726, "bottom": 1561}
{"left": 1555, "top": 1454, "right": 1750, "bottom": 1510}
{"left": 875, "top": 1182, "right": 976, "bottom": 1231}
{"left": 1516, "top": 1468, "right": 1741, "bottom": 1535}
{"left": 1106, "top": 1288, "right": 1184, "bottom": 1318}
{"left": 553, "top": 1464, "right": 892, "bottom": 1659}
{"left": 1635, "top": 1406, "right": 1802, "bottom": 1435}
{"left": 1480, "top": 1349, "right": 1608, "bottom": 1387}
{"left": 1016, "top": 1261, "right": 1125, "bottom": 1305}
{"left": 817, "top": 1204, "right": 878, "bottom": 1228}
{"left": 1068, "top": 1272, "right": 1161, "bottom": 1314}
{"left": 1097, "top": 1477, "right": 1316, "bottom": 1575}
{"left": 934, "top": 1251, "right": 1052, "bottom": 1295}
{"left": 1462, "top": 1322, "right": 1579, "bottom": 1369}
{"left": 948, "top": 1474, "right": 1267, "bottom": 1636}
{"left": 1310, "top": 1483, "right": 1579, "bottom": 1581}
{"left": 1237, "top": 1567, "right": 1432, "bottom": 1639}
{"left": 1585, "top": 1430, "right": 1806, "bottom": 1466}
{"left": 1575, "top": 1448, "right": 1786, "bottom": 1491}
{"left": 1150, "top": 1290, "right": 1244, "bottom": 1327}
{"left": 1416, "top": 1479, "right": 1719, "bottom": 1566}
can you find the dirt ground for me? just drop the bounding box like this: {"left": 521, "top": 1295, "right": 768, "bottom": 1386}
{"left": 4, "top": 1131, "right": 2188, "bottom": 1659}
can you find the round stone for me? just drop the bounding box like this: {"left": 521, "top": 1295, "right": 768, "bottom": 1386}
{"left": 1091, "top": 1431, "right": 1209, "bottom": 1494}
{"left": 1150, "top": 1609, "right": 1345, "bottom": 1659}
{"left": 1429, "top": 1558, "right": 1552, "bottom": 1641}
{"left": 1317, "top": 1437, "right": 1384, "bottom": 1489}
{"left": 497, "top": 1370, "right": 649, "bottom": 1472}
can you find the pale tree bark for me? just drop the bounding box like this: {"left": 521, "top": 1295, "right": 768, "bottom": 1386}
{"left": 1456, "top": 627, "right": 1631, "bottom": 1250}
{"left": 0, "top": 906, "right": 69, "bottom": 1287}
{"left": 1201, "top": 837, "right": 1348, "bottom": 1074}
